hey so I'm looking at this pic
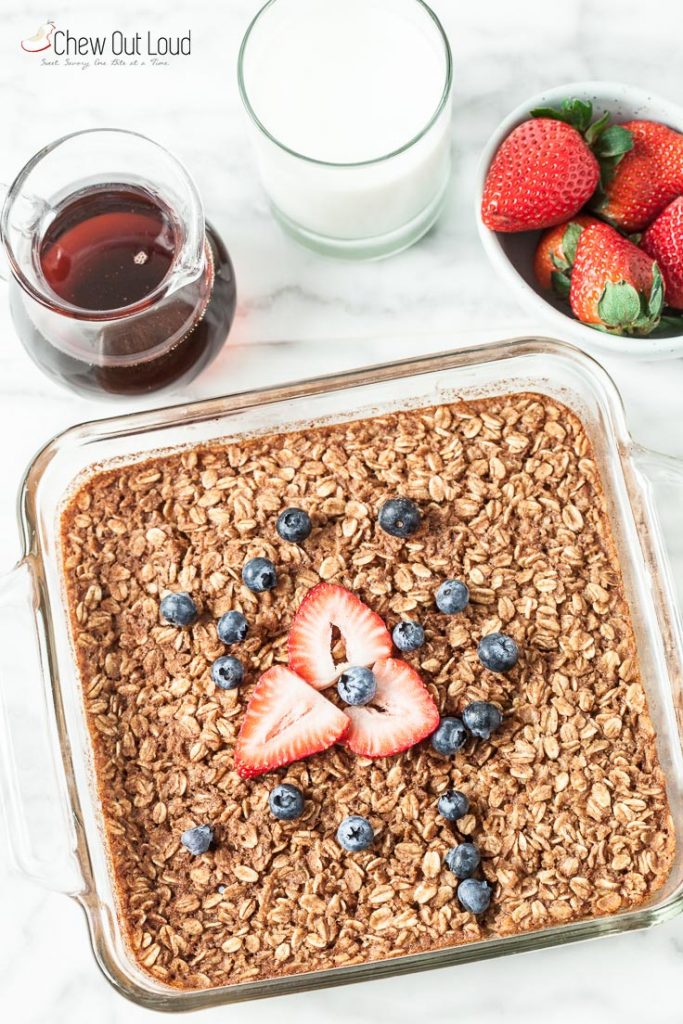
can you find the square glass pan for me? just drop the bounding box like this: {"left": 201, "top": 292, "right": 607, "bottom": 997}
{"left": 2, "top": 335, "right": 683, "bottom": 1012}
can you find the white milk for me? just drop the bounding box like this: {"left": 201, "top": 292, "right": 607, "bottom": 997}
{"left": 240, "top": 0, "right": 453, "bottom": 257}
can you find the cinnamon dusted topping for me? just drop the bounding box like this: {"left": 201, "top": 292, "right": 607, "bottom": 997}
{"left": 60, "top": 393, "right": 674, "bottom": 991}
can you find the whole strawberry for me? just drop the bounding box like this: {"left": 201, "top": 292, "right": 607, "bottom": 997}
{"left": 596, "top": 120, "right": 683, "bottom": 231}
{"left": 533, "top": 214, "right": 601, "bottom": 295}
{"left": 482, "top": 99, "right": 632, "bottom": 232}
{"left": 570, "top": 222, "right": 664, "bottom": 335}
{"left": 641, "top": 196, "right": 683, "bottom": 309}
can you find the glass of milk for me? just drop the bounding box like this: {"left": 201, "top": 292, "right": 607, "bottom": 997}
{"left": 238, "top": 0, "right": 453, "bottom": 259}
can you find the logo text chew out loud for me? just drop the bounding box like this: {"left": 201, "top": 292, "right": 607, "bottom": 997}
{"left": 52, "top": 28, "right": 191, "bottom": 57}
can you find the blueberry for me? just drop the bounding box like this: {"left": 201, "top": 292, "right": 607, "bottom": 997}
{"left": 276, "top": 507, "right": 312, "bottom": 543}
{"left": 431, "top": 717, "right": 467, "bottom": 756}
{"left": 457, "top": 878, "right": 492, "bottom": 915}
{"left": 462, "top": 701, "right": 503, "bottom": 739}
{"left": 438, "top": 790, "right": 470, "bottom": 821}
{"left": 268, "top": 783, "right": 305, "bottom": 820}
{"left": 181, "top": 824, "right": 213, "bottom": 855}
{"left": 378, "top": 498, "right": 421, "bottom": 539}
{"left": 435, "top": 579, "right": 469, "bottom": 614}
{"left": 337, "top": 815, "right": 374, "bottom": 852}
{"left": 445, "top": 842, "right": 481, "bottom": 879}
{"left": 242, "top": 557, "right": 277, "bottom": 593}
{"left": 477, "top": 632, "right": 519, "bottom": 673}
{"left": 160, "top": 591, "right": 197, "bottom": 626}
{"left": 211, "top": 655, "right": 244, "bottom": 690}
{"left": 337, "top": 666, "right": 377, "bottom": 706}
{"left": 392, "top": 620, "right": 425, "bottom": 652}
{"left": 217, "top": 610, "right": 249, "bottom": 645}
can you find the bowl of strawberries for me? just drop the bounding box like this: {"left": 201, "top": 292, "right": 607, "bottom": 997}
{"left": 477, "top": 82, "right": 683, "bottom": 359}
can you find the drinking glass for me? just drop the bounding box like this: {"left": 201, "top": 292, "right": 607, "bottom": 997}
{"left": 238, "top": 0, "right": 453, "bottom": 260}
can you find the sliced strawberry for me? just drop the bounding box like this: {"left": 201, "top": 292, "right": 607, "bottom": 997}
{"left": 234, "top": 666, "right": 350, "bottom": 779}
{"left": 343, "top": 658, "right": 439, "bottom": 758}
{"left": 288, "top": 582, "right": 392, "bottom": 689}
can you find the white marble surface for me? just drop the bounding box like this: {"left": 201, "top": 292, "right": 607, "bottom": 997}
{"left": 2, "top": 0, "right": 683, "bottom": 1020}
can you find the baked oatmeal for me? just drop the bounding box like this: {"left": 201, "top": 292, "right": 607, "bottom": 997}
{"left": 60, "top": 393, "right": 675, "bottom": 990}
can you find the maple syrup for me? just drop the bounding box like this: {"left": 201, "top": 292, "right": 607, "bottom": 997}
{"left": 11, "top": 184, "right": 235, "bottom": 396}
{"left": 40, "top": 186, "right": 176, "bottom": 311}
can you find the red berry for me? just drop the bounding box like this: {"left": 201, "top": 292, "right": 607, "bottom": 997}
{"left": 343, "top": 658, "right": 439, "bottom": 758}
{"left": 598, "top": 120, "right": 683, "bottom": 232}
{"left": 234, "top": 666, "right": 350, "bottom": 779}
{"left": 569, "top": 221, "right": 664, "bottom": 335}
{"left": 642, "top": 196, "right": 683, "bottom": 309}
{"left": 482, "top": 118, "right": 600, "bottom": 232}
{"left": 288, "top": 582, "right": 392, "bottom": 689}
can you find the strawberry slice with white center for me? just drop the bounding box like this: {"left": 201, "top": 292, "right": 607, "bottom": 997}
{"left": 343, "top": 658, "right": 439, "bottom": 758}
{"left": 234, "top": 665, "right": 350, "bottom": 779}
{"left": 288, "top": 582, "right": 392, "bottom": 689}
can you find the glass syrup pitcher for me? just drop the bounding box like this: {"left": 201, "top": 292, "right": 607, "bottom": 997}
{"left": 0, "top": 129, "right": 236, "bottom": 397}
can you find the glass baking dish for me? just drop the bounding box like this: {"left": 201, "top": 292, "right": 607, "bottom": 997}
{"left": 2, "top": 336, "right": 683, "bottom": 1012}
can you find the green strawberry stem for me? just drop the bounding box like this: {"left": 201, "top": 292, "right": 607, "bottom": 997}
{"left": 531, "top": 98, "right": 595, "bottom": 133}
{"left": 531, "top": 98, "right": 633, "bottom": 190}
{"left": 548, "top": 221, "right": 586, "bottom": 301}
{"left": 595, "top": 263, "right": 665, "bottom": 336}
{"left": 561, "top": 221, "right": 584, "bottom": 265}
{"left": 550, "top": 271, "right": 571, "bottom": 299}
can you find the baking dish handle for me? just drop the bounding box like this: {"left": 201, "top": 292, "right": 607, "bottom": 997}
{"left": 631, "top": 443, "right": 683, "bottom": 644}
{"left": 0, "top": 560, "right": 83, "bottom": 894}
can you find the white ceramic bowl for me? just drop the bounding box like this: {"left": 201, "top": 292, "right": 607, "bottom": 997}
{"left": 476, "top": 81, "right": 683, "bottom": 361}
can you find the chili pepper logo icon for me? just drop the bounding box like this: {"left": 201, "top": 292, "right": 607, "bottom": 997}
{"left": 21, "top": 21, "right": 56, "bottom": 53}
